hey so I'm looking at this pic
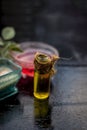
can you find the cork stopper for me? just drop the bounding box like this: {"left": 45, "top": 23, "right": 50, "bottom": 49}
{"left": 34, "top": 52, "right": 58, "bottom": 74}
{"left": 35, "top": 53, "right": 51, "bottom": 64}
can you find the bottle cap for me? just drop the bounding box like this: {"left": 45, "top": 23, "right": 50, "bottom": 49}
{"left": 34, "top": 52, "right": 58, "bottom": 74}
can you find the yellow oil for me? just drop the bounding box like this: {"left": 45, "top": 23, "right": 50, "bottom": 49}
{"left": 34, "top": 97, "right": 52, "bottom": 128}
{"left": 34, "top": 71, "right": 50, "bottom": 99}
{"left": 34, "top": 97, "right": 49, "bottom": 118}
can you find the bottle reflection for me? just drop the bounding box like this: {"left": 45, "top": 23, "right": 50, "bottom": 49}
{"left": 34, "top": 97, "right": 53, "bottom": 129}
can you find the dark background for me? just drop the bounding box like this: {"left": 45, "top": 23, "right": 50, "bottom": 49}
{"left": 0, "top": 0, "right": 87, "bottom": 60}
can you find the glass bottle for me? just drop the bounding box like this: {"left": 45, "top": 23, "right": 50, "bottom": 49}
{"left": 34, "top": 53, "right": 58, "bottom": 99}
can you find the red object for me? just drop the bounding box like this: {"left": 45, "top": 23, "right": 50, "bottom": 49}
{"left": 22, "top": 67, "right": 34, "bottom": 77}
{"left": 17, "top": 75, "right": 34, "bottom": 96}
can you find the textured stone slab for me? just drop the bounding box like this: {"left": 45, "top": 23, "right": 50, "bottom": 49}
{"left": 0, "top": 66, "right": 87, "bottom": 129}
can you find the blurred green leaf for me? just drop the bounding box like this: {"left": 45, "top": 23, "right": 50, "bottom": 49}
{"left": 7, "top": 42, "right": 23, "bottom": 52}
{"left": 0, "top": 38, "right": 4, "bottom": 46}
{"left": 0, "top": 26, "right": 23, "bottom": 59}
{"left": 1, "top": 27, "right": 16, "bottom": 40}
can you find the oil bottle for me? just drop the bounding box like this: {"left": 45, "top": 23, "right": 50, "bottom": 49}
{"left": 34, "top": 52, "right": 58, "bottom": 99}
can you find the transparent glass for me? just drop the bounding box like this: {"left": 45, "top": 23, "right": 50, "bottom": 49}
{"left": 12, "top": 42, "right": 59, "bottom": 77}
{"left": 11, "top": 42, "right": 59, "bottom": 95}
{"left": 0, "top": 58, "right": 22, "bottom": 100}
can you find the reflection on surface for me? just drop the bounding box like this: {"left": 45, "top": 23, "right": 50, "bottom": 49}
{"left": 17, "top": 76, "right": 34, "bottom": 96}
{"left": 0, "top": 95, "right": 23, "bottom": 124}
{"left": 34, "top": 97, "right": 53, "bottom": 129}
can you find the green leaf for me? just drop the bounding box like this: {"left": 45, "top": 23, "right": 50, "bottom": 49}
{"left": 0, "top": 27, "right": 23, "bottom": 59}
{"left": 0, "top": 43, "right": 10, "bottom": 57}
{"left": 11, "top": 47, "right": 23, "bottom": 52}
{"left": 0, "top": 38, "right": 4, "bottom": 46}
{"left": 1, "top": 27, "right": 16, "bottom": 40}
{"left": 7, "top": 42, "right": 23, "bottom": 52}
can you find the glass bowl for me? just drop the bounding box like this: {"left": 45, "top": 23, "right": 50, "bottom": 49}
{"left": 12, "top": 42, "right": 59, "bottom": 77}
{"left": 0, "top": 58, "right": 22, "bottom": 100}
{"left": 11, "top": 42, "right": 59, "bottom": 95}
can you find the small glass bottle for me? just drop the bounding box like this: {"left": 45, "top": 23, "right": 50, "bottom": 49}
{"left": 34, "top": 53, "right": 58, "bottom": 99}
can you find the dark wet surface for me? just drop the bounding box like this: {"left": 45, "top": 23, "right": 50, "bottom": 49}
{"left": 0, "top": 66, "right": 87, "bottom": 130}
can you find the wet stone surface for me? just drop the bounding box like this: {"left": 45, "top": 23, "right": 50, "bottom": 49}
{"left": 0, "top": 66, "right": 87, "bottom": 130}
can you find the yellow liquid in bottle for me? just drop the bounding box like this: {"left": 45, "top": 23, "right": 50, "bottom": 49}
{"left": 34, "top": 72, "right": 50, "bottom": 99}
